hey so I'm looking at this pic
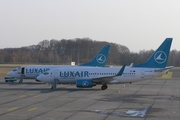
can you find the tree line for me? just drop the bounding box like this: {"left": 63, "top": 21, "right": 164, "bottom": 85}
{"left": 0, "top": 38, "right": 180, "bottom": 66}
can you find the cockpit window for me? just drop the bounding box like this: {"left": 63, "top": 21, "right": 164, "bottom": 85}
{"left": 12, "top": 68, "right": 17, "bottom": 71}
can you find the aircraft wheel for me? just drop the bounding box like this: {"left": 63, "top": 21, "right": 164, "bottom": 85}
{"left": 51, "top": 86, "right": 53, "bottom": 89}
{"left": 101, "top": 84, "right": 108, "bottom": 90}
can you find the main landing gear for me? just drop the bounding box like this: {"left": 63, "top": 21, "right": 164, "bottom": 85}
{"left": 101, "top": 84, "right": 108, "bottom": 90}
{"left": 50, "top": 79, "right": 57, "bottom": 89}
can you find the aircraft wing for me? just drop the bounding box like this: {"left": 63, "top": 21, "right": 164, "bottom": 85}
{"left": 154, "top": 66, "right": 174, "bottom": 72}
{"left": 92, "top": 65, "right": 126, "bottom": 83}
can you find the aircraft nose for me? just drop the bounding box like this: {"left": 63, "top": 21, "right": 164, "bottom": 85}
{"left": 7, "top": 71, "right": 13, "bottom": 76}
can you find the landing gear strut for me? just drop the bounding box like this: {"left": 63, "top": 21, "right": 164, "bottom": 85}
{"left": 19, "top": 75, "right": 24, "bottom": 83}
{"left": 51, "top": 79, "right": 57, "bottom": 89}
{"left": 101, "top": 84, "right": 108, "bottom": 90}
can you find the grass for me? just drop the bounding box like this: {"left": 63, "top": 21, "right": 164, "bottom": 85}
{"left": 0, "top": 64, "right": 33, "bottom": 67}
{"left": 0, "top": 68, "right": 12, "bottom": 76}
{"left": 0, "top": 63, "right": 55, "bottom": 77}
{"left": 156, "top": 72, "right": 173, "bottom": 79}
{"left": 0, "top": 64, "right": 24, "bottom": 76}
{"left": 0, "top": 63, "right": 62, "bottom": 77}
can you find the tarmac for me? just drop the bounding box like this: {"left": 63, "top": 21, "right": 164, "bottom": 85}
{"left": 0, "top": 68, "right": 179, "bottom": 120}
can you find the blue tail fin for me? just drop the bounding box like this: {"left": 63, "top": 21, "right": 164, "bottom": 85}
{"left": 133, "top": 38, "right": 172, "bottom": 68}
{"left": 79, "top": 45, "right": 110, "bottom": 67}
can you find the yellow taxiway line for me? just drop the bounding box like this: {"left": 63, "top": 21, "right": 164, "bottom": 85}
{"left": 28, "top": 108, "right": 37, "bottom": 112}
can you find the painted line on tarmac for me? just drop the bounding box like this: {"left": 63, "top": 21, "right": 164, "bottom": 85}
{"left": 28, "top": 108, "right": 37, "bottom": 112}
{"left": 157, "top": 72, "right": 173, "bottom": 79}
{"left": 20, "top": 95, "right": 27, "bottom": 98}
{"left": 33, "top": 95, "right": 39, "bottom": 98}
{"left": 8, "top": 107, "right": 19, "bottom": 111}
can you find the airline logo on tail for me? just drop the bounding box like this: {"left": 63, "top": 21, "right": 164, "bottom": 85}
{"left": 96, "top": 54, "right": 106, "bottom": 63}
{"left": 154, "top": 51, "right": 167, "bottom": 64}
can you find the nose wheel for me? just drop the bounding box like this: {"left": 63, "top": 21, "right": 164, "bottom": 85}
{"left": 101, "top": 84, "right": 108, "bottom": 90}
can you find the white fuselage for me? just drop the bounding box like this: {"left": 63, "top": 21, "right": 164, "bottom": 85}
{"left": 7, "top": 65, "right": 75, "bottom": 79}
{"left": 37, "top": 67, "right": 168, "bottom": 84}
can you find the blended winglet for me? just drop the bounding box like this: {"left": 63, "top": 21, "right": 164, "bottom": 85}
{"left": 116, "top": 64, "right": 126, "bottom": 76}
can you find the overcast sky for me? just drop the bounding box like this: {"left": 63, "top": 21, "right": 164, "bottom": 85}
{"left": 0, "top": 0, "right": 179, "bottom": 52}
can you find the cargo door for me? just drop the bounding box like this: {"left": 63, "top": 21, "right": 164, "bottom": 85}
{"left": 141, "top": 70, "right": 145, "bottom": 78}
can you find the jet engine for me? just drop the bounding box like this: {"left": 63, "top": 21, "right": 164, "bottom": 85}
{"left": 76, "top": 80, "right": 96, "bottom": 88}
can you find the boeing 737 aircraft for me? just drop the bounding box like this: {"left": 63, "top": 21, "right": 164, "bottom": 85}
{"left": 7, "top": 45, "right": 110, "bottom": 83}
{"left": 36, "top": 38, "right": 173, "bottom": 90}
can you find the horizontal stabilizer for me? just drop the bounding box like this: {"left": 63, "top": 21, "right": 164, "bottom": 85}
{"left": 129, "top": 63, "right": 133, "bottom": 67}
{"left": 154, "top": 66, "right": 174, "bottom": 72}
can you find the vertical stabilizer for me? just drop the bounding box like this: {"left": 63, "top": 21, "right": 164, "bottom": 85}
{"left": 133, "top": 38, "right": 172, "bottom": 68}
{"left": 80, "top": 45, "right": 110, "bottom": 67}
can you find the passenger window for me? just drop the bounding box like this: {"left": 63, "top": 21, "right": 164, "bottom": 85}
{"left": 44, "top": 72, "right": 49, "bottom": 75}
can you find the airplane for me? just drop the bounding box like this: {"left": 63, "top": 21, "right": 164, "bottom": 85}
{"left": 7, "top": 45, "right": 110, "bottom": 83}
{"left": 36, "top": 38, "right": 173, "bottom": 90}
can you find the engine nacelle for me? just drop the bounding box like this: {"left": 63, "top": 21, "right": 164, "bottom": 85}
{"left": 76, "top": 80, "right": 95, "bottom": 88}
{"left": 35, "top": 79, "right": 41, "bottom": 82}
